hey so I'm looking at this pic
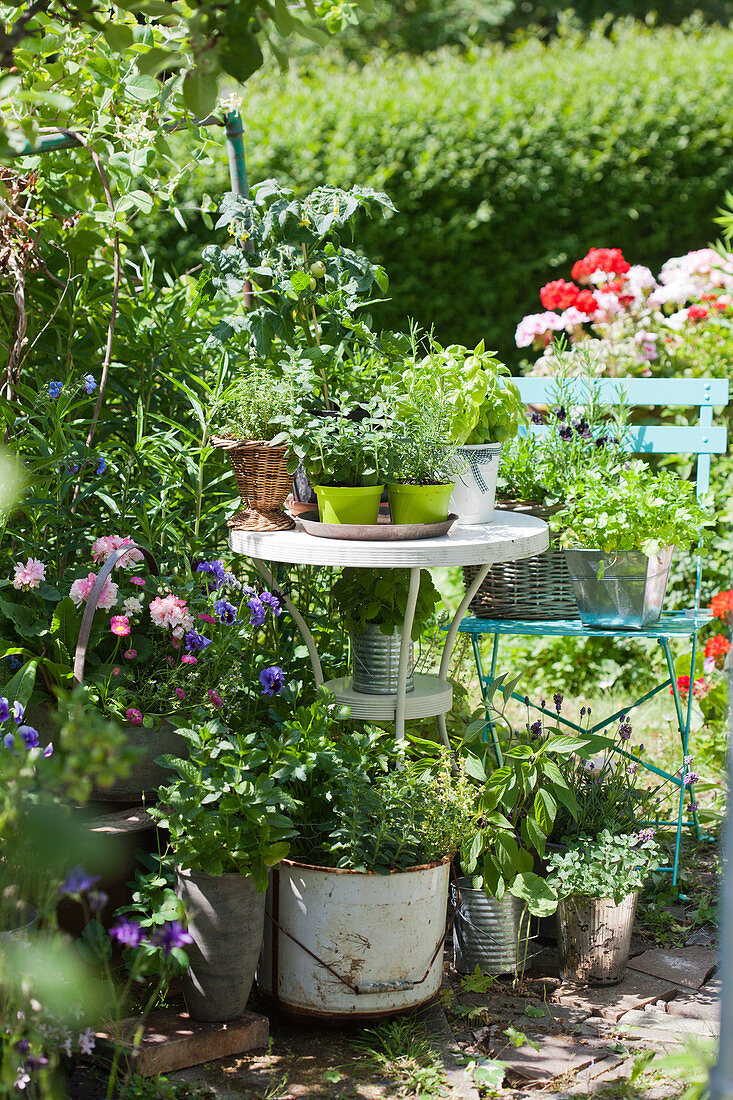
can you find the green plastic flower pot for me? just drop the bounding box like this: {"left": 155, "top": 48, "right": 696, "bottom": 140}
{"left": 387, "top": 483, "right": 454, "bottom": 525}
{"left": 314, "top": 485, "right": 384, "bottom": 525}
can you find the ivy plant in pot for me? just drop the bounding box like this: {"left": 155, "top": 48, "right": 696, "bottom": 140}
{"left": 452, "top": 675, "right": 608, "bottom": 976}
{"left": 211, "top": 365, "right": 294, "bottom": 531}
{"left": 283, "top": 402, "right": 392, "bottom": 525}
{"left": 331, "top": 567, "right": 441, "bottom": 694}
{"left": 394, "top": 336, "right": 526, "bottom": 523}
{"left": 152, "top": 719, "right": 294, "bottom": 1023}
{"left": 258, "top": 692, "right": 474, "bottom": 1019}
{"left": 546, "top": 830, "right": 660, "bottom": 985}
{"left": 555, "top": 461, "right": 710, "bottom": 628}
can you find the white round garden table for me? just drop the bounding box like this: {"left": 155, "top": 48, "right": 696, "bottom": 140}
{"left": 230, "top": 510, "right": 548, "bottom": 745}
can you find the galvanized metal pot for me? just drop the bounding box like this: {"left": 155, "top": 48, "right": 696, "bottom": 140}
{"left": 90, "top": 718, "right": 186, "bottom": 802}
{"left": 258, "top": 857, "right": 450, "bottom": 1021}
{"left": 176, "top": 868, "right": 266, "bottom": 1022}
{"left": 556, "top": 891, "right": 638, "bottom": 985}
{"left": 352, "top": 624, "right": 414, "bottom": 695}
{"left": 449, "top": 443, "right": 502, "bottom": 524}
{"left": 453, "top": 879, "right": 534, "bottom": 976}
{"left": 564, "top": 547, "right": 674, "bottom": 629}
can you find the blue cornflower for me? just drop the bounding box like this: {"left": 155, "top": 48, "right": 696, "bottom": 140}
{"left": 195, "top": 560, "right": 226, "bottom": 592}
{"left": 84, "top": 374, "right": 97, "bottom": 394}
{"left": 0, "top": 696, "right": 9, "bottom": 722}
{"left": 150, "top": 919, "right": 193, "bottom": 956}
{"left": 3, "top": 733, "right": 14, "bottom": 749}
{"left": 96, "top": 457, "right": 106, "bottom": 475}
{"left": 48, "top": 381, "right": 63, "bottom": 399}
{"left": 260, "top": 591, "right": 282, "bottom": 616}
{"left": 214, "top": 599, "right": 238, "bottom": 625}
{"left": 259, "top": 665, "right": 284, "bottom": 697}
{"left": 19, "top": 725, "right": 39, "bottom": 749}
{"left": 184, "top": 630, "right": 212, "bottom": 653}
{"left": 60, "top": 866, "right": 101, "bottom": 896}
{"left": 248, "top": 597, "right": 266, "bottom": 628}
{"left": 12, "top": 701, "right": 24, "bottom": 725}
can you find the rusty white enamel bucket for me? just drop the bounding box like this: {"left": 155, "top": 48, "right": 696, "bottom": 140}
{"left": 257, "top": 857, "right": 451, "bottom": 1021}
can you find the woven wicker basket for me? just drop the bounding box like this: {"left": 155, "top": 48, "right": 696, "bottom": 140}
{"left": 463, "top": 501, "right": 578, "bottom": 621}
{"left": 212, "top": 437, "right": 294, "bottom": 532}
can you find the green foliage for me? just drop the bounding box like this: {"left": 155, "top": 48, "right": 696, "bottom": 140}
{"left": 554, "top": 461, "right": 711, "bottom": 556}
{"left": 118, "top": 1074, "right": 216, "bottom": 1100}
{"left": 393, "top": 338, "right": 525, "bottom": 445}
{"left": 546, "top": 829, "right": 661, "bottom": 903}
{"left": 153, "top": 720, "right": 295, "bottom": 888}
{"left": 214, "top": 366, "right": 292, "bottom": 442}
{"left": 166, "top": 23, "right": 733, "bottom": 361}
{"left": 331, "top": 567, "right": 441, "bottom": 640}
{"left": 284, "top": 403, "right": 392, "bottom": 486}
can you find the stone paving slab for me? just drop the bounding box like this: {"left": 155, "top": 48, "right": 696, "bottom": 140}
{"left": 616, "top": 1006, "right": 720, "bottom": 1045}
{"left": 627, "top": 947, "right": 717, "bottom": 990}
{"left": 493, "top": 1035, "right": 598, "bottom": 1082}
{"left": 552, "top": 973, "right": 679, "bottom": 1022}
{"left": 666, "top": 980, "right": 720, "bottom": 1022}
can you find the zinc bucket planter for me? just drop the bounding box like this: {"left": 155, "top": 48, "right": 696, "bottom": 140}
{"left": 351, "top": 625, "right": 414, "bottom": 695}
{"left": 556, "top": 892, "right": 638, "bottom": 986}
{"left": 176, "top": 868, "right": 266, "bottom": 1023}
{"left": 564, "top": 547, "right": 674, "bottom": 629}
{"left": 90, "top": 718, "right": 186, "bottom": 803}
{"left": 314, "top": 485, "right": 384, "bottom": 525}
{"left": 452, "top": 879, "right": 535, "bottom": 976}
{"left": 258, "top": 857, "right": 451, "bottom": 1021}
{"left": 387, "top": 483, "right": 454, "bottom": 525}
{"left": 449, "top": 443, "right": 502, "bottom": 524}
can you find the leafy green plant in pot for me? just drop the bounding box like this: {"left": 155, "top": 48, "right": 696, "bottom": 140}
{"left": 451, "top": 675, "right": 609, "bottom": 975}
{"left": 259, "top": 695, "right": 476, "bottom": 1017}
{"left": 555, "top": 461, "right": 710, "bottom": 629}
{"left": 546, "top": 830, "right": 660, "bottom": 985}
{"left": 385, "top": 408, "right": 463, "bottom": 526}
{"left": 331, "top": 567, "right": 441, "bottom": 694}
{"left": 283, "top": 401, "right": 392, "bottom": 524}
{"left": 152, "top": 719, "right": 294, "bottom": 1023}
{"left": 211, "top": 366, "right": 295, "bottom": 531}
{"left": 393, "top": 336, "right": 526, "bottom": 523}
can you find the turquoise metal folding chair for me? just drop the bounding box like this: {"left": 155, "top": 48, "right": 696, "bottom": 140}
{"left": 459, "top": 376, "right": 729, "bottom": 887}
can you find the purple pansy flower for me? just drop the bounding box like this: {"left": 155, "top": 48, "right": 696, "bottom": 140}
{"left": 248, "top": 597, "right": 267, "bottom": 628}
{"left": 150, "top": 920, "right": 193, "bottom": 956}
{"left": 195, "top": 560, "right": 227, "bottom": 592}
{"left": 259, "top": 665, "right": 284, "bottom": 697}
{"left": 108, "top": 917, "right": 145, "bottom": 948}
{"left": 19, "top": 725, "right": 39, "bottom": 749}
{"left": 12, "top": 701, "right": 24, "bottom": 725}
{"left": 214, "top": 598, "right": 238, "bottom": 625}
{"left": 60, "top": 866, "right": 101, "bottom": 896}
{"left": 184, "top": 630, "right": 212, "bottom": 653}
{"left": 0, "top": 696, "right": 9, "bottom": 722}
{"left": 3, "top": 733, "right": 14, "bottom": 749}
{"left": 43, "top": 742, "right": 53, "bottom": 758}
{"left": 260, "top": 591, "right": 282, "bottom": 616}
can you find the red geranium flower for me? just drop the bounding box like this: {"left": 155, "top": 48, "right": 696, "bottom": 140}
{"left": 711, "top": 590, "right": 733, "bottom": 619}
{"left": 687, "top": 305, "right": 709, "bottom": 322}
{"left": 575, "top": 289, "right": 598, "bottom": 315}
{"left": 671, "top": 675, "right": 706, "bottom": 697}
{"left": 571, "top": 247, "right": 630, "bottom": 284}
{"left": 705, "top": 634, "right": 731, "bottom": 661}
{"left": 540, "top": 279, "right": 580, "bottom": 311}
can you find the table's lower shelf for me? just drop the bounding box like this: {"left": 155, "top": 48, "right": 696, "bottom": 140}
{"left": 323, "top": 674, "right": 453, "bottom": 721}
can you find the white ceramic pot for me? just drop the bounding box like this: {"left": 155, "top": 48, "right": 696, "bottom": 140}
{"left": 450, "top": 443, "right": 502, "bottom": 524}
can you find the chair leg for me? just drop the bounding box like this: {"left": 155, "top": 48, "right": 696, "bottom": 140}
{"left": 470, "top": 632, "right": 503, "bottom": 765}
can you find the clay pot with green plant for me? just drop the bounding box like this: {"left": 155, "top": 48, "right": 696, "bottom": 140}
{"left": 331, "top": 567, "right": 441, "bottom": 693}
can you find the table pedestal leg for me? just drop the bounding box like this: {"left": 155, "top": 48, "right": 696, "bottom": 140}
{"left": 436, "top": 562, "right": 492, "bottom": 749}
{"left": 250, "top": 559, "right": 324, "bottom": 688}
{"left": 396, "top": 567, "right": 421, "bottom": 744}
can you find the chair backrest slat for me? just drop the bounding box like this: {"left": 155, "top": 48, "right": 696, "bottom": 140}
{"left": 515, "top": 376, "right": 729, "bottom": 408}
{"left": 529, "top": 423, "right": 727, "bottom": 455}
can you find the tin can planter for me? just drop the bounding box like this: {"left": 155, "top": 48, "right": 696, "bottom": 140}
{"left": 315, "top": 484, "right": 384, "bottom": 525}
{"left": 258, "top": 857, "right": 451, "bottom": 1021}
{"left": 90, "top": 718, "right": 186, "bottom": 803}
{"left": 352, "top": 625, "right": 414, "bottom": 695}
{"left": 564, "top": 547, "right": 674, "bottom": 629}
{"left": 176, "top": 868, "right": 266, "bottom": 1022}
{"left": 453, "top": 879, "right": 535, "bottom": 976}
{"left": 387, "top": 483, "right": 454, "bottom": 525}
{"left": 556, "top": 892, "right": 638, "bottom": 985}
{"left": 449, "top": 443, "right": 502, "bottom": 524}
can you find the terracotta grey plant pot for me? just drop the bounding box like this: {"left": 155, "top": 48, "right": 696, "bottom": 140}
{"left": 176, "top": 867, "right": 266, "bottom": 1023}
{"left": 556, "top": 891, "right": 638, "bottom": 985}
{"left": 90, "top": 719, "right": 186, "bottom": 802}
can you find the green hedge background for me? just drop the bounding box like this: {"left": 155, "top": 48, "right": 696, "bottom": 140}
{"left": 157, "top": 22, "right": 733, "bottom": 363}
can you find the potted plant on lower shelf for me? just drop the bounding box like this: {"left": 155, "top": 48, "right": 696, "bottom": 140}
{"left": 152, "top": 718, "right": 294, "bottom": 1023}
{"left": 211, "top": 365, "right": 295, "bottom": 531}
{"left": 555, "top": 461, "right": 710, "bottom": 628}
{"left": 258, "top": 692, "right": 474, "bottom": 1019}
{"left": 546, "top": 830, "right": 660, "bottom": 986}
{"left": 331, "top": 567, "right": 441, "bottom": 694}
{"left": 393, "top": 335, "right": 526, "bottom": 523}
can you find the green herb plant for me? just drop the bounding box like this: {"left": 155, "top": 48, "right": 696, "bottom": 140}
{"left": 554, "top": 461, "right": 710, "bottom": 558}
{"left": 546, "top": 830, "right": 661, "bottom": 904}
{"left": 213, "top": 367, "right": 292, "bottom": 442}
{"left": 331, "top": 567, "right": 441, "bottom": 640}
{"left": 282, "top": 403, "right": 394, "bottom": 487}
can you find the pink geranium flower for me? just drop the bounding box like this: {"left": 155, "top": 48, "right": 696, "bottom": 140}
{"left": 13, "top": 557, "right": 46, "bottom": 591}
{"left": 125, "top": 708, "right": 143, "bottom": 726}
{"left": 149, "top": 594, "right": 194, "bottom": 634}
{"left": 69, "top": 572, "right": 118, "bottom": 611}
{"left": 92, "top": 535, "right": 144, "bottom": 570}
{"left": 110, "top": 615, "right": 130, "bottom": 637}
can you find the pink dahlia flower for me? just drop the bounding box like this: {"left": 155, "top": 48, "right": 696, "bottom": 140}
{"left": 92, "top": 535, "right": 144, "bottom": 570}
